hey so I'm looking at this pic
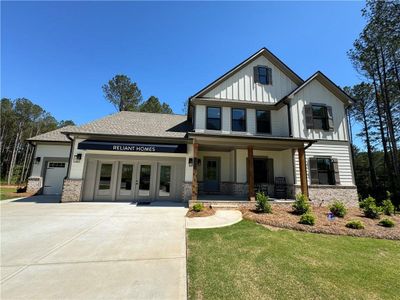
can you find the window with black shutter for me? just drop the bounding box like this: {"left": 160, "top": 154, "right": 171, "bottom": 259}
{"left": 304, "top": 104, "right": 334, "bottom": 131}
{"left": 206, "top": 107, "right": 221, "bottom": 130}
{"left": 254, "top": 66, "right": 272, "bottom": 85}
{"left": 309, "top": 157, "right": 339, "bottom": 185}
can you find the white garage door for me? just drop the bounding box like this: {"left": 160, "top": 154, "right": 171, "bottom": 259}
{"left": 43, "top": 162, "right": 68, "bottom": 195}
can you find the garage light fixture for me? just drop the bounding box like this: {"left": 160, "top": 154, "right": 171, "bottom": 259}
{"left": 188, "top": 158, "right": 201, "bottom": 167}
{"left": 34, "top": 157, "right": 41, "bottom": 164}
{"left": 74, "top": 153, "right": 82, "bottom": 162}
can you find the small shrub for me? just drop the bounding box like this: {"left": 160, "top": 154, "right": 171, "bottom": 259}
{"left": 299, "top": 213, "right": 316, "bottom": 226}
{"left": 379, "top": 218, "right": 395, "bottom": 228}
{"left": 329, "top": 200, "right": 347, "bottom": 218}
{"left": 192, "top": 203, "right": 204, "bottom": 212}
{"left": 360, "top": 196, "right": 382, "bottom": 219}
{"left": 346, "top": 220, "right": 364, "bottom": 229}
{"left": 382, "top": 200, "right": 395, "bottom": 216}
{"left": 292, "top": 193, "right": 310, "bottom": 215}
{"left": 255, "top": 192, "right": 272, "bottom": 213}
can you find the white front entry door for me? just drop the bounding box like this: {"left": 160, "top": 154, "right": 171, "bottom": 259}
{"left": 43, "top": 162, "right": 68, "bottom": 195}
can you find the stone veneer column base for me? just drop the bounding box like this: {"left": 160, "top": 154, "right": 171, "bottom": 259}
{"left": 61, "top": 179, "right": 83, "bottom": 202}
{"left": 27, "top": 176, "right": 43, "bottom": 194}
{"left": 295, "top": 185, "right": 359, "bottom": 207}
{"left": 182, "top": 182, "right": 192, "bottom": 202}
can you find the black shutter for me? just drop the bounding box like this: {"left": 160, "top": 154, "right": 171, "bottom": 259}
{"left": 267, "top": 68, "right": 272, "bottom": 85}
{"left": 332, "top": 158, "right": 340, "bottom": 185}
{"left": 327, "top": 106, "right": 334, "bottom": 131}
{"left": 305, "top": 105, "right": 314, "bottom": 129}
{"left": 253, "top": 66, "right": 259, "bottom": 83}
{"left": 267, "top": 158, "right": 274, "bottom": 184}
{"left": 309, "top": 158, "right": 319, "bottom": 184}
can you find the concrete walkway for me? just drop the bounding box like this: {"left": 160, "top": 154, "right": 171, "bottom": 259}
{"left": 1, "top": 195, "right": 188, "bottom": 300}
{"left": 186, "top": 210, "right": 242, "bottom": 229}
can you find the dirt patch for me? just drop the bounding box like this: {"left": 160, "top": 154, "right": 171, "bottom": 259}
{"left": 186, "top": 206, "right": 216, "bottom": 218}
{"left": 241, "top": 204, "right": 400, "bottom": 240}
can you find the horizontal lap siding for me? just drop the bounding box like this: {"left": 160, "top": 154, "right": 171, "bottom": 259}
{"left": 294, "top": 142, "right": 354, "bottom": 186}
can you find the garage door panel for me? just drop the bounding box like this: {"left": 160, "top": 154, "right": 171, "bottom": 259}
{"left": 43, "top": 161, "right": 68, "bottom": 195}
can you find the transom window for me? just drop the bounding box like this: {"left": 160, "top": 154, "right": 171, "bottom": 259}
{"left": 48, "top": 162, "right": 66, "bottom": 168}
{"left": 231, "top": 108, "right": 246, "bottom": 132}
{"left": 312, "top": 105, "right": 329, "bottom": 130}
{"left": 256, "top": 110, "right": 271, "bottom": 134}
{"left": 206, "top": 107, "right": 221, "bottom": 130}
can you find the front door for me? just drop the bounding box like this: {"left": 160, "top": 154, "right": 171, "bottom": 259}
{"left": 204, "top": 158, "right": 220, "bottom": 192}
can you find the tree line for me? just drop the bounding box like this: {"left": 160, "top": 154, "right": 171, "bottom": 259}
{"left": 1, "top": 98, "right": 75, "bottom": 185}
{"left": 1, "top": 74, "right": 173, "bottom": 185}
{"left": 346, "top": 0, "right": 400, "bottom": 205}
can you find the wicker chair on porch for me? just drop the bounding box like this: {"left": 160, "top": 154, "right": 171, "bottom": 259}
{"left": 274, "top": 177, "right": 287, "bottom": 199}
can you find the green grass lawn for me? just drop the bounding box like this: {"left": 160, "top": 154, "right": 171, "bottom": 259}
{"left": 0, "top": 186, "right": 17, "bottom": 200}
{"left": 187, "top": 220, "right": 400, "bottom": 300}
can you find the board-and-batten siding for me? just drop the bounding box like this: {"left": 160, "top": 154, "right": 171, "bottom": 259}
{"left": 294, "top": 142, "right": 354, "bottom": 186}
{"left": 204, "top": 56, "right": 298, "bottom": 103}
{"left": 290, "top": 79, "right": 348, "bottom": 141}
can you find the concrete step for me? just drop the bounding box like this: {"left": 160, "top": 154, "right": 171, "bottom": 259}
{"left": 211, "top": 203, "right": 240, "bottom": 209}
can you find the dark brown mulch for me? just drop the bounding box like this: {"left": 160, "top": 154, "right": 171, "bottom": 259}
{"left": 241, "top": 204, "right": 400, "bottom": 240}
{"left": 186, "top": 206, "right": 216, "bottom": 218}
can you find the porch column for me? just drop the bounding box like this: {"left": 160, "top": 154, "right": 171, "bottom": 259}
{"left": 298, "top": 147, "right": 309, "bottom": 198}
{"left": 192, "top": 142, "right": 199, "bottom": 201}
{"left": 247, "top": 145, "right": 255, "bottom": 201}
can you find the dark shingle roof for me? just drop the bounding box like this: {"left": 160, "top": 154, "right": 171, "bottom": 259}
{"left": 27, "top": 126, "right": 75, "bottom": 142}
{"left": 62, "top": 111, "right": 191, "bottom": 139}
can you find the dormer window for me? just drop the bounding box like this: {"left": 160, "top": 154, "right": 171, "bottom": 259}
{"left": 254, "top": 66, "right": 272, "bottom": 85}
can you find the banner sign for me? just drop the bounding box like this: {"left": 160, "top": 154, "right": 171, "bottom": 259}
{"left": 78, "top": 140, "right": 187, "bottom": 153}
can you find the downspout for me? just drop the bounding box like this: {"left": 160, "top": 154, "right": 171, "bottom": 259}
{"left": 285, "top": 99, "right": 293, "bottom": 137}
{"left": 304, "top": 140, "right": 316, "bottom": 150}
{"left": 65, "top": 134, "right": 74, "bottom": 179}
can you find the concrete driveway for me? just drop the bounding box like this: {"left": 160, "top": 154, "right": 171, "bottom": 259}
{"left": 1, "top": 196, "right": 188, "bottom": 300}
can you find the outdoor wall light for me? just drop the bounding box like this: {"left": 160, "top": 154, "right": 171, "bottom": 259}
{"left": 188, "top": 158, "right": 201, "bottom": 167}
{"left": 74, "top": 153, "right": 82, "bottom": 162}
{"left": 34, "top": 157, "right": 41, "bottom": 164}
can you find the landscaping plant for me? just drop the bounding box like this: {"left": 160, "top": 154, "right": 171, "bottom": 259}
{"left": 292, "top": 193, "right": 310, "bottom": 215}
{"left": 378, "top": 218, "right": 395, "bottom": 228}
{"left": 382, "top": 200, "right": 395, "bottom": 216}
{"left": 329, "top": 200, "right": 347, "bottom": 217}
{"left": 346, "top": 220, "right": 365, "bottom": 229}
{"left": 299, "top": 212, "right": 316, "bottom": 226}
{"left": 360, "top": 196, "right": 382, "bottom": 219}
{"left": 255, "top": 192, "right": 272, "bottom": 213}
{"left": 192, "top": 203, "right": 205, "bottom": 212}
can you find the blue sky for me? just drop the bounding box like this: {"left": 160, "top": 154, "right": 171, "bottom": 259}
{"left": 2, "top": 1, "right": 365, "bottom": 133}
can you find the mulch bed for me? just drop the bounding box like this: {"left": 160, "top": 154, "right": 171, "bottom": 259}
{"left": 241, "top": 204, "right": 400, "bottom": 240}
{"left": 186, "top": 206, "right": 216, "bottom": 218}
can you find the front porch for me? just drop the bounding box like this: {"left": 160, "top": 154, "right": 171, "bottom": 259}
{"left": 189, "top": 134, "right": 312, "bottom": 203}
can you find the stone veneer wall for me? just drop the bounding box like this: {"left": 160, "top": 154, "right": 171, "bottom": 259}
{"left": 61, "top": 179, "right": 83, "bottom": 202}
{"left": 27, "top": 176, "right": 43, "bottom": 194}
{"left": 294, "top": 185, "right": 359, "bottom": 207}
{"left": 182, "top": 182, "right": 192, "bottom": 202}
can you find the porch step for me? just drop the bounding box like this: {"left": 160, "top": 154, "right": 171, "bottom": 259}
{"left": 211, "top": 203, "right": 240, "bottom": 209}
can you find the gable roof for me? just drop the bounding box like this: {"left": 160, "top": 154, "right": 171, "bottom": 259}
{"left": 61, "top": 111, "right": 192, "bottom": 139}
{"left": 189, "top": 47, "right": 304, "bottom": 100}
{"left": 281, "top": 71, "right": 354, "bottom": 106}
{"left": 27, "top": 126, "right": 75, "bottom": 143}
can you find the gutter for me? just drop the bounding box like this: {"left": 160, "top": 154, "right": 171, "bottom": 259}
{"left": 304, "top": 140, "right": 316, "bottom": 150}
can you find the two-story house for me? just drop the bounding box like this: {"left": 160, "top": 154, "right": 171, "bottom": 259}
{"left": 27, "top": 48, "right": 358, "bottom": 206}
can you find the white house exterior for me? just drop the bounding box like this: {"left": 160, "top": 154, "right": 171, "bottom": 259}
{"left": 27, "top": 48, "right": 358, "bottom": 206}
